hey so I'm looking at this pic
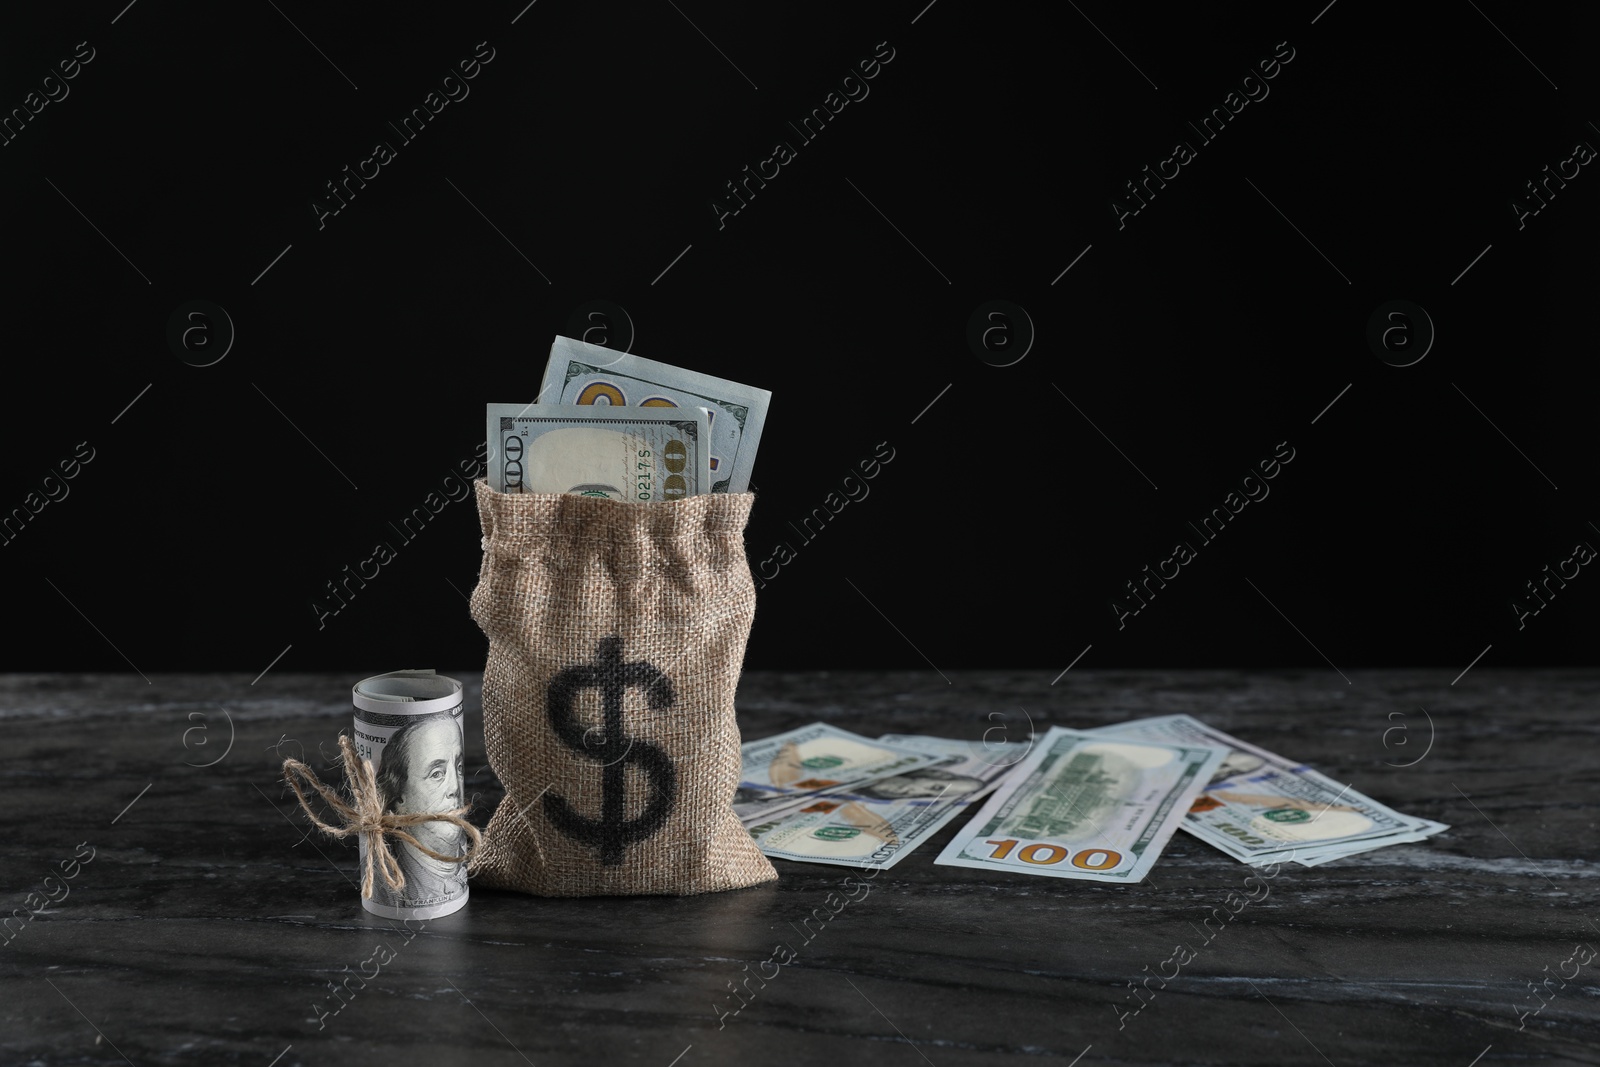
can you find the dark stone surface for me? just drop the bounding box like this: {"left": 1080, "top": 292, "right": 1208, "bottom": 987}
{"left": 1, "top": 670, "right": 1597, "bottom": 1067}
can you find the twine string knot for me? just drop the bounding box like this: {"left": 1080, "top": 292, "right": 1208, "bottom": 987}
{"left": 281, "top": 734, "right": 481, "bottom": 900}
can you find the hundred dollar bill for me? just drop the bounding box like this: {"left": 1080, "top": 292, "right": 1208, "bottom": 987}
{"left": 745, "top": 735, "right": 1020, "bottom": 870}
{"left": 537, "top": 335, "right": 770, "bottom": 493}
{"left": 485, "top": 403, "right": 712, "bottom": 500}
{"left": 734, "top": 723, "right": 943, "bottom": 824}
{"left": 875, "top": 733, "right": 1033, "bottom": 774}
{"left": 351, "top": 670, "right": 470, "bottom": 921}
{"left": 1089, "top": 715, "right": 1446, "bottom": 864}
{"left": 1240, "top": 816, "right": 1450, "bottom": 867}
{"left": 1287, "top": 819, "right": 1451, "bottom": 867}
{"left": 933, "top": 727, "right": 1226, "bottom": 884}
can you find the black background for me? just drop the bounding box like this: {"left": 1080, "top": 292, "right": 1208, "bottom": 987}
{"left": 3, "top": 1, "right": 1596, "bottom": 676}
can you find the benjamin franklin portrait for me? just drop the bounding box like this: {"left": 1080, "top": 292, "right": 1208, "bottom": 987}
{"left": 852, "top": 766, "right": 986, "bottom": 801}
{"left": 1208, "top": 749, "right": 1266, "bottom": 786}
{"left": 372, "top": 713, "right": 467, "bottom": 904}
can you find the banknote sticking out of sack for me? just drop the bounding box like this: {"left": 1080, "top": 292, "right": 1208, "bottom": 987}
{"left": 467, "top": 483, "right": 777, "bottom": 897}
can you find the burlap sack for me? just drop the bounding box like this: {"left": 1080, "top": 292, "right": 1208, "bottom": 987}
{"left": 467, "top": 483, "right": 777, "bottom": 896}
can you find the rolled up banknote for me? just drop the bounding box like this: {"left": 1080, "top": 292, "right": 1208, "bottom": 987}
{"left": 1088, "top": 715, "right": 1446, "bottom": 866}
{"left": 735, "top": 723, "right": 944, "bottom": 824}
{"left": 486, "top": 403, "right": 712, "bottom": 499}
{"left": 351, "top": 670, "right": 470, "bottom": 920}
{"left": 933, "top": 727, "right": 1226, "bottom": 884}
{"left": 746, "top": 734, "right": 1019, "bottom": 869}
{"left": 537, "top": 335, "right": 770, "bottom": 493}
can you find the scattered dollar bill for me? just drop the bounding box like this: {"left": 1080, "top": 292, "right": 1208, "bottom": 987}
{"left": 744, "top": 734, "right": 1021, "bottom": 870}
{"left": 1288, "top": 818, "right": 1451, "bottom": 866}
{"left": 735, "top": 723, "right": 944, "bottom": 824}
{"left": 485, "top": 403, "right": 712, "bottom": 499}
{"left": 876, "top": 733, "right": 1033, "bottom": 770}
{"left": 1089, "top": 715, "right": 1448, "bottom": 866}
{"left": 933, "top": 727, "right": 1227, "bottom": 884}
{"left": 537, "top": 335, "right": 771, "bottom": 494}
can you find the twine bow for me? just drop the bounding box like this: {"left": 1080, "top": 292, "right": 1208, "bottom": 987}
{"left": 281, "top": 734, "right": 482, "bottom": 900}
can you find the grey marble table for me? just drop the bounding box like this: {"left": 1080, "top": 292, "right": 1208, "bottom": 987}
{"left": 2, "top": 670, "right": 1596, "bottom": 1067}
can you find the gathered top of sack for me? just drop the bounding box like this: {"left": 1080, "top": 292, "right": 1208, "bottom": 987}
{"left": 477, "top": 484, "right": 754, "bottom": 554}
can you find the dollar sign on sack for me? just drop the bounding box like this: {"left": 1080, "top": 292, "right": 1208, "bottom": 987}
{"left": 544, "top": 636, "right": 678, "bottom": 865}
